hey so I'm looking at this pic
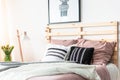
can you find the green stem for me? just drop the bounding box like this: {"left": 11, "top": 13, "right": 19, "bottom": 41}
{"left": 4, "top": 55, "right": 11, "bottom": 61}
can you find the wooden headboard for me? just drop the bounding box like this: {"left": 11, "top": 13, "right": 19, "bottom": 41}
{"left": 46, "top": 21, "right": 119, "bottom": 66}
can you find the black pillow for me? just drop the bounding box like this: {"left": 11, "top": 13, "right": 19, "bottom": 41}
{"left": 65, "top": 46, "right": 94, "bottom": 64}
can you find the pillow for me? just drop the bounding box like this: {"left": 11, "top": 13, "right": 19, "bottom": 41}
{"left": 65, "top": 46, "right": 94, "bottom": 64}
{"left": 50, "top": 39, "right": 77, "bottom": 46}
{"left": 76, "top": 38, "right": 116, "bottom": 65}
{"left": 41, "top": 44, "right": 68, "bottom": 61}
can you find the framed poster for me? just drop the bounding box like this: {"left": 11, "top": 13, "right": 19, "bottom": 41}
{"left": 48, "top": 0, "right": 80, "bottom": 24}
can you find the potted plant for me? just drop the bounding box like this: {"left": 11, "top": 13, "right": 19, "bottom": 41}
{"left": 1, "top": 44, "right": 14, "bottom": 61}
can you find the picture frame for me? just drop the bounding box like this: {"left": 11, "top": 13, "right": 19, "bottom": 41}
{"left": 48, "top": 0, "right": 81, "bottom": 24}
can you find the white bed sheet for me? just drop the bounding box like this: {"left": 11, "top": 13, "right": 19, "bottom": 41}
{"left": 106, "top": 63, "right": 120, "bottom": 80}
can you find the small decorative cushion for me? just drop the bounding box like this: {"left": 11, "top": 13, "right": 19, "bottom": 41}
{"left": 50, "top": 39, "right": 78, "bottom": 46}
{"left": 76, "top": 38, "right": 116, "bottom": 65}
{"left": 65, "top": 46, "right": 94, "bottom": 64}
{"left": 42, "top": 44, "right": 68, "bottom": 61}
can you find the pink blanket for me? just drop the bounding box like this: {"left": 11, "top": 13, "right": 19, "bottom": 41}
{"left": 27, "top": 65, "right": 110, "bottom": 80}
{"left": 96, "top": 65, "right": 110, "bottom": 80}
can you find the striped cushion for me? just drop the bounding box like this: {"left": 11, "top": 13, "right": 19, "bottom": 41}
{"left": 65, "top": 46, "right": 94, "bottom": 64}
{"left": 42, "top": 44, "right": 68, "bottom": 61}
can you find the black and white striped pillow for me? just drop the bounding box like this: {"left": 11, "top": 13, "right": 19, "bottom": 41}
{"left": 42, "top": 44, "right": 68, "bottom": 61}
{"left": 65, "top": 46, "right": 94, "bottom": 64}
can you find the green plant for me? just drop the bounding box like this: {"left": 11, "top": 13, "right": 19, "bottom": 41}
{"left": 1, "top": 44, "right": 14, "bottom": 61}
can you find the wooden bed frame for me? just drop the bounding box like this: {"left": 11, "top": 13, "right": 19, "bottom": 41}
{"left": 46, "top": 21, "right": 119, "bottom": 66}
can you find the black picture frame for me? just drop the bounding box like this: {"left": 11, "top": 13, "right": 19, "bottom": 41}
{"left": 48, "top": 0, "right": 81, "bottom": 24}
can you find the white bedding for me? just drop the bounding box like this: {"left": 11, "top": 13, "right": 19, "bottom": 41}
{"left": 0, "top": 62, "right": 100, "bottom": 80}
{"left": 106, "top": 63, "right": 120, "bottom": 80}
{"left": 0, "top": 62, "right": 119, "bottom": 80}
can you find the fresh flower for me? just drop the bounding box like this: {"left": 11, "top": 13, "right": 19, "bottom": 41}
{"left": 1, "top": 44, "right": 14, "bottom": 55}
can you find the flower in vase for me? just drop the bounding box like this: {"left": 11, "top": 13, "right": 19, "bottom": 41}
{"left": 1, "top": 44, "right": 14, "bottom": 61}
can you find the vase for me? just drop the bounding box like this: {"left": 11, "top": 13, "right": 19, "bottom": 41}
{"left": 1, "top": 44, "right": 14, "bottom": 62}
{"left": 4, "top": 55, "right": 11, "bottom": 61}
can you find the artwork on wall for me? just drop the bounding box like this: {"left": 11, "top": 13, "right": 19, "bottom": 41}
{"left": 48, "top": 0, "right": 80, "bottom": 24}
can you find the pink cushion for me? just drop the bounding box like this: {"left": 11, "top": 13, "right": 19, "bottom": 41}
{"left": 51, "top": 39, "right": 77, "bottom": 46}
{"left": 76, "top": 38, "right": 116, "bottom": 65}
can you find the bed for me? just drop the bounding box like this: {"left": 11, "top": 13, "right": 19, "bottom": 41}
{"left": 0, "top": 21, "right": 119, "bottom": 80}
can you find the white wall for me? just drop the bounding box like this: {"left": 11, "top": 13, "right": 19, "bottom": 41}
{"left": 4, "top": 0, "right": 120, "bottom": 66}
{"left": 81, "top": 0, "right": 120, "bottom": 22}
{"left": 81, "top": 0, "right": 120, "bottom": 67}
{"left": 5, "top": 0, "right": 48, "bottom": 62}
{"left": 0, "top": 0, "right": 10, "bottom": 60}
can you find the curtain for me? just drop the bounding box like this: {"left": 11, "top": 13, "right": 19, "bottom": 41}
{"left": 0, "top": 0, "right": 10, "bottom": 61}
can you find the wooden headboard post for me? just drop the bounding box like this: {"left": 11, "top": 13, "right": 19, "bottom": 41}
{"left": 46, "top": 21, "right": 119, "bottom": 66}
{"left": 79, "top": 27, "right": 83, "bottom": 39}
{"left": 46, "top": 25, "right": 51, "bottom": 43}
{"left": 110, "top": 21, "right": 119, "bottom": 67}
{"left": 116, "top": 21, "right": 119, "bottom": 67}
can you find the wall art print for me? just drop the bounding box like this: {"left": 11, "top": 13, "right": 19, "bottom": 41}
{"left": 48, "top": 0, "right": 80, "bottom": 24}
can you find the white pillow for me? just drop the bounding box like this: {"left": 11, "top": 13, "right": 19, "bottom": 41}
{"left": 41, "top": 44, "right": 68, "bottom": 61}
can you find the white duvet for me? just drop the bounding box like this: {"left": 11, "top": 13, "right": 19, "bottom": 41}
{"left": 106, "top": 63, "right": 120, "bottom": 80}
{"left": 0, "top": 62, "right": 100, "bottom": 80}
